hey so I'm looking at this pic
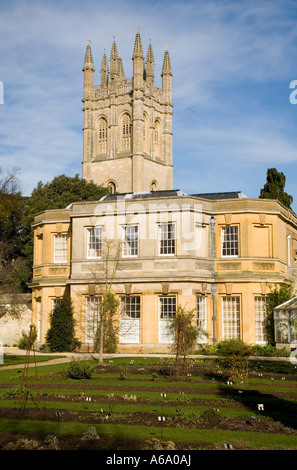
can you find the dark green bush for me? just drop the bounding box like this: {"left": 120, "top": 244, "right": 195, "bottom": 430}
{"left": 67, "top": 359, "right": 95, "bottom": 380}
{"left": 252, "top": 344, "right": 289, "bottom": 357}
{"left": 46, "top": 297, "right": 81, "bottom": 352}
{"left": 217, "top": 339, "right": 253, "bottom": 357}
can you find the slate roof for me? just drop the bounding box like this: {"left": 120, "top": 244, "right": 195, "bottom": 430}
{"left": 192, "top": 191, "right": 247, "bottom": 200}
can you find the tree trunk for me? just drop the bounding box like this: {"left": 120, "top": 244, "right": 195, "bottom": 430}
{"left": 99, "top": 315, "right": 104, "bottom": 364}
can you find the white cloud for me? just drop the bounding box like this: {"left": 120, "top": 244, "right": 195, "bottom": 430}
{"left": 0, "top": 0, "right": 297, "bottom": 209}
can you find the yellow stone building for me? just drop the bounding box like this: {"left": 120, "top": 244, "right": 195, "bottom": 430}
{"left": 30, "top": 32, "right": 297, "bottom": 352}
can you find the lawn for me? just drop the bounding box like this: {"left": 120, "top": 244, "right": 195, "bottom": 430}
{"left": 0, "top": 355, "right": 297, "bottom": 450}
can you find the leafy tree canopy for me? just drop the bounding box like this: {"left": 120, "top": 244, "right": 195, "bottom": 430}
{"left": 21, "top": 174, "right": 108, "bottom": 267}
{"left": 0, "top": 168, "right": 30, "bottom": 292}
{"left": 259, "top": 168, "right": 293, "bottom": 210}
{"left": 23, "top": 174, "right": 108, "bottom": 219}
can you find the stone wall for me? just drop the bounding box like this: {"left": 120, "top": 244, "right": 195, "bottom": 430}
{"left": 0, "top": 294, "right": 32, "bottom": 346}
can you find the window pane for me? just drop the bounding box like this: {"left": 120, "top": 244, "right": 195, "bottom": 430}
{"left": 98, "top": 118, "right": 108, "bottom": 154}
{"left": 119, "top": 296, "right": 140, "bottom": 343}
{"left": 123, "top": 226, "right": 138, "bottom": 256}
{"left": 87, "top": 227, "right": 102, "bottom": 258}
{"left": 159, "top": 224, "right": 175, "bottom": 255}
{"left": 85, "top": 296, "right": 101, "bottom": 344}
{"left": 159, "top": 296, "right": 176, "bottom": 343}
{"left": 54, "top": 234, "right": 68, "bottom": 263}
{"left": 122, "top": 114, "right": 132, "bottom": 151}
{"left": 222, "top": 226, "right": 238, "bottom": 257}
{"left": 222, "top": 296, "right": 240, "bottom": 339}
{"left": 255, "top": 296, "right": 267, "bottom": 343}
{"left": 196, "top": 296, "right": 207, "bottom": 343}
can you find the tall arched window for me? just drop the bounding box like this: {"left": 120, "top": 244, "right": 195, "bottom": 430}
{"left": 107, "top": 181, "right": 116, "bottom": 194}
{"left": 122, "top": 113, "right": 132, "bottom": 151}
{"left": 143, "top": 113, "right": 149, "bottom": 154}
{"left": 98, "top": 117, "right": 108, "bottom": 154}
{"left": 150, "top": 180, "right": 158, "bottom": 191}
{"left": 154, "top": 120, "right": 161, "bottom": 158}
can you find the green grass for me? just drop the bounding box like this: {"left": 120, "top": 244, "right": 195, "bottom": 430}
{"left": 1, "top": 396, "right": 272, "bottom": 419}
{"left": 1, "top": 418, "right": 297, "bottom": 449}
{"left": 1, "top": 357, "right": 297, "bottom": 449}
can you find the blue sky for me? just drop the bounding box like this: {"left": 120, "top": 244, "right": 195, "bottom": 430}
{"left": 1, "top": 0, "right": 297, "bottom": 211}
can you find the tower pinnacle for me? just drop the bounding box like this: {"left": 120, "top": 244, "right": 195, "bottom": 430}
{"left": 132, "top": 31, "right": 144, "bottom": 59}
{"left": 100, "top": 53, "right": 109, "bottom": 87}
{"left": 161, "top": 49, "right": 172, "bottom": 76}
{"left": 82, "top": 44, "right": 95, "bottom": 72}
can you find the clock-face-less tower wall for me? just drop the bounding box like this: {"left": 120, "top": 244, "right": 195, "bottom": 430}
{"left": 82, "top": 32, "right": 173, "bottom": 194}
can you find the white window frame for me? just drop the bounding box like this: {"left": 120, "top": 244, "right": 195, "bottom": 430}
{"left": 51, "top": 298, "right": 59, "bottom": 312}
{"left": 196, "top": 296, "right": 207, "bottom": 343}
{"left": 53, "top": 234, "right": 68, "bottom": 263}
{"left": 159, "top": 223, "right": 176, "bottom": 256}
{"left": 122, "top": 225, "right": 138, "bottom": 257}
{"left": 85, "top": 296, "right": 102, "bottom": 344}
{"left": 254, "top": 296, "right": 267, "bottom": 344}
{"left": 37, "top": 300, "right": 41, "bottom": 342}
{"left": 222, "top": 296, "right": 240, "bottom": 339}
{"left": 119, "top": 296, "right": 141, "bottom": 343}
{"left": 159, "top": 296, "right": 176, "bottom": 343}
{"left": 87, "top": 227, "right": 102, "bottom": 259}
{"left": 221, "top": 225, "right": 239, "bottom": 258}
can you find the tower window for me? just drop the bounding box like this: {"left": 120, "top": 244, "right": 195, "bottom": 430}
{"left": 98, "top": 118, "right": 108, "bottom": 154}
{"left": 150, "top": 181, "right": 158, "bottom": 191}
{"left": 154, "top": 120, "right": 161, "bottom": 158}
{"left": 107, "top": 181, "right": 116, "bottom": 194}
{"left": 122, "top": 113, "right": 132, "bottom": 151}
{"left": 143, "top": 113, "right": 149, "bottom": 153}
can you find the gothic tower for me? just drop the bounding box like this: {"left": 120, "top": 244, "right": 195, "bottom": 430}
{"left": 82, "top": 32, "right": 173, "bottom": 194}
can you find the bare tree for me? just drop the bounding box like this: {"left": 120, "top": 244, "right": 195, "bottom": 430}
{"left": 168, "top": 305, "right": 208, "bottom": 377}
{"left": 87, "top": 239, "right": 122, "bottom": 363}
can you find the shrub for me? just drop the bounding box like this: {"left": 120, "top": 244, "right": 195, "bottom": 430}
{"left": 219, "top": 355, "right": 249, "bottom": 383}
{"left": 82, "top": 426, "right": 100, "bottom": 441}
{"left": 46, "top": 297, "right": 81, "bottom": 352}
{"left": 217, "top": 339, "right": 253, "bottom": 357}
{"left": 252, "top": 344, "right": 289, "bottom": 357}
{"left": 198, "top": 344, "right": 219, "bottom": 355}
{"left": 143, "top": 439, "right": 177, "bottom": 450}
{"left": 3, "top": 438, "right": 42, "bottom": 450}
{"left": 44, "top": 435, "right": 59, "bottom": 450}
{"left": 182, "top": 410, "right": 200, "bottom": 425}
{"left": 17, "top": 325, "right": 37, "bottom": 350}
{"left": 216, "top": 339, "right": 252, "bottom": 384}
{"left": 1, "top": 386, "right": 21, "bottom": 399}
{"left": 67, "top": 359, "right": 95, "bottom": 380}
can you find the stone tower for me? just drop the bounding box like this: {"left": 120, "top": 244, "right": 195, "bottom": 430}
{"left": 82, "top": 32, "right": 173, "bottom": 194}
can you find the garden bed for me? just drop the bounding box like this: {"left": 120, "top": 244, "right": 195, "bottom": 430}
{"left": 1, "top": 357, "right": 297, "bottom": 450}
